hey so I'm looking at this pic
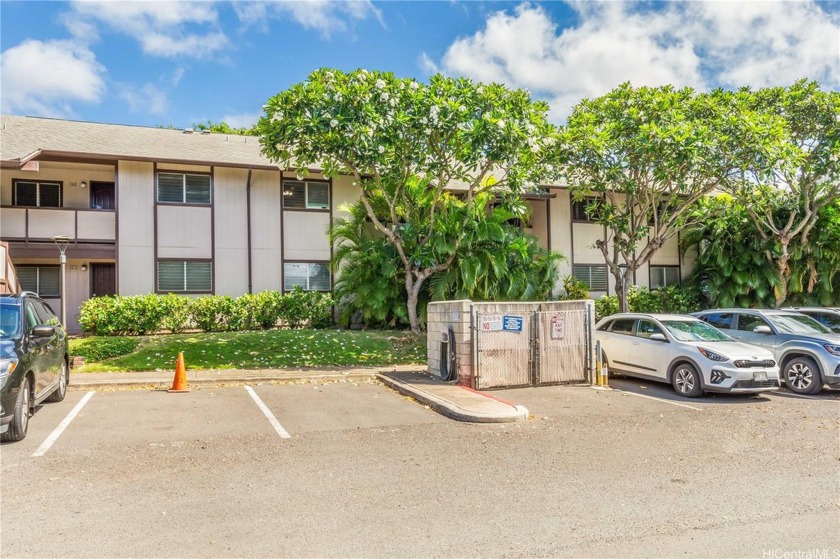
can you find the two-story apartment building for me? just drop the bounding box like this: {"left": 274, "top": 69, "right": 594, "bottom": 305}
{"left": 1, "top": 115, "right": 692, "bottom": 333}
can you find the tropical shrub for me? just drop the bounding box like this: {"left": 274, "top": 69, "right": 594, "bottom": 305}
{"left": 191, "top": 295, "right": 236, "bottom": 332}
{"left": 594, "top": 285, "right": 703, "bottom": 320}
{"left": 279, "top": 287, "right": 334, "bottom": 329}
{"left": 559, "top": 276, "right": 590, "bottom": 300}
{"left": 159, "top": 293, "right": 192, "bottom": 334}
{"left": 69, "top": 336, "right": 140, "bottom": 361}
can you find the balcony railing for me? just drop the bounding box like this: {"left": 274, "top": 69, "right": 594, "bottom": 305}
{"left": 0, "top": 206, "right": 115, "bottom": 243}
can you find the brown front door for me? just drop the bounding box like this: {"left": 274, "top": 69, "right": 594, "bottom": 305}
{"left": 90, "top": 181, "right": 115, "bottom": 210}
{"left": 91, "top": 264, "right": 116, "bottom": 297}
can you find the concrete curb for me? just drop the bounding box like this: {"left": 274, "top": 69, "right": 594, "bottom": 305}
{"left": 70, "top": 371, "right": 377, "bottom": 390}
{"left": 376, "top": 373, "right": 529, "bottom": 423}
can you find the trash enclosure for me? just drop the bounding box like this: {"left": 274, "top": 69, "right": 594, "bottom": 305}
{"left": 426, "top": 300, "right": 596, "bottom": 390}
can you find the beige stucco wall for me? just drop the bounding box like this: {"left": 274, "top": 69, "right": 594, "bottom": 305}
{"left": 250, "top": 169, "right": 283, "bottom": 293}
{"left": 525, "top": 199, "right": 549, "bottom": 249}
{"left": 117, "top": 160, "right": 155, "bottom": 294}
{"left": 331, "top": 175, "right": 361, "bottom": 220}
{"left": 283, "top": 212, "right": 331, "bottom": 261}
{"left": 213, "top": 167, "right": 249, "bottom": 296}
{"left": 1, "top": 162, "right": 114, "bottom": 209}
{"left": 547, "top": 190, "right": 573, "bottom": 293}
{"left": 156, "top": 205, "right": 212, "bottom": 259}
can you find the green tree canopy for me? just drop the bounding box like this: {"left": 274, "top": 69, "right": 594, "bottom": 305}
{"left": 258, "top": 69, "right": 558, "bottom": 331}
{"left": 727, "top": 80, "right": 840, "bottom": 306}
{"left": 556, "top": 83, "right": 788, "bottom": 311}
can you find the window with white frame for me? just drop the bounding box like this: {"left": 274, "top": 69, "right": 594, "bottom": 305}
{"left": 650, "top": 265, "right": 680, "bottom": 289}
{"left": 284, "top": 262, "right": 331, "bottom": 291}
{"left": 572, "top": 264, "right": 608, "bottom": 292}
{"left": 282, "top": 181, "right": 330, "bottom": 210}
{"left": 17, "top": 266, "right": 60, "bottom": 297}
{"left": 157, "top": 173, "right": 211, "bottom": 204}
{"left": 12, "top": 180, "right": 61, "bottom": 207}
{"left": 157, "top": 260, "right": 212, "bottom": 293}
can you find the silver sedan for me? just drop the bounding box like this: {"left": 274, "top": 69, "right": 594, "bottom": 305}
{"left": 595, "top": 313, "right": 780, "bottom": 398}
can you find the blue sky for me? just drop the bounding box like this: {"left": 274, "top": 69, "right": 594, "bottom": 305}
{"left": 1, "top": 1, "right": 838, "bottom": 128}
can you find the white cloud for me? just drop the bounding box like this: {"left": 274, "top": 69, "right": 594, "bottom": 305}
{"left": 67, "top": 1, "right": 228, "bottom": 58}
{"left": 425, "top": 2, "right": 840, "bottom": 121}
{"left": 0, "top": 39, "right": 106, "bottom": 116}
{"left": 234, "top": 0, "right": 384, "bottom": 38}
{"left": 220, "top": 111, "right": 262, "bottom": 129}
{"left": 119, "top": 83, "right": 168, "bottom": 115}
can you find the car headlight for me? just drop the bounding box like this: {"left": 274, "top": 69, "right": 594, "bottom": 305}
{"left": 0, "top": 359, "right": 19, "bottom": 390}
{"left": 825, "top": 344, "right": 840, "bottom": 356}
{"left": 698, "top": 348, "right": 729, "bottom": 362}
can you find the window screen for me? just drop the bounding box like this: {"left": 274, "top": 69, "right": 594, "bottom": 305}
{"left": 157, "top": 261, "right": 212, "bottom": 292}
{"left": 282, "top": 182, "right": 306, "bottom": 209}
{"left": 650, "top": 266, "right": 680, "bottom": 289}
{"left": 284, "top": 263, "right": 331, "bottom": 291}
{"left": 13, "top": 181, "right": 61, "bottom": 207}
{"left": 573, "top": 264, "right": 608, "bottom": 292}
{"left": 157, "top": 173, "right": 211, "bottom": 204}
{"left": 17, "top": 266, "right": 60, "bottom": 297}
{"left": 282, "top": 181, "right": 329, "bottom": 210}
{"left": 571, "top": 197, "right": 601, "bottom": 222}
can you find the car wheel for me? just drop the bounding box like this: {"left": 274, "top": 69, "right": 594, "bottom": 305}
{"left": 1, "top": 376, "right": 31, "bottom": 443}
{"left": 784, "top": 357, "right": 822, "bottom": 395}
{"left": 47, "top": 360, "right": 68, "bottom": 403}
{"left": 671, "top": 363, "right": 703, "bottom": 398}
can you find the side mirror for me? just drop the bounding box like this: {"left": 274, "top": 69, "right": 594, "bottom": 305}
{"left": 753, "top": 325, "right": 772, "bottom": 335}
{"left": 650, "top": 333, "right": 668, "bottom": 342}
{"left": 32, "top": 325, "right": 56, "bottom": 338}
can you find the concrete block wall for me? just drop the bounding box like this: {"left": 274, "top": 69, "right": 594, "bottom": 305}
{"left": 426, "top": 300, "right": 473, "bottom": 384}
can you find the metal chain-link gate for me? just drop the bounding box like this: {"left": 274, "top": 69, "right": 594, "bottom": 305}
{"left": 475, "top": 309, "right": 591, "bottom": 389}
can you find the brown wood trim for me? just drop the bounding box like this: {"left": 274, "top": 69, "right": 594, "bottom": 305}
{"left": 246, "top": 167, "right": 253, "bottom": 294}
{"left": 157, "top": 169, "right": 213, "bottom": 177}
{"left": 281, "top": 208, "right": 331, "bottom": 214}
{"left": 545, "top": 198, "right": 552, "bottom": 252}
{"left": 0, "top": 205, "right": 115, "bottom": 213}
{"left": 114, "top": 161, "right": 120, "bottom": 294}
{"left": 9, "top": 243, "right": 116, "bottom": 260}
{"left": 210, "top": 166, "right": 216, "bottom": 295}
{"left": 153, "top": 162, "right": 159, "bottom": 294}
{"left": 27, "top": 150, "right": 279, "bottom": 171}
{"left": 155, "top": 257, "right": 213, "bottom": 261}
{"left": 279, "top": 170, "right": 285, "bottom": 294}
{"left": 154, "top": 202, "right": 212, "bottom": 208}
{"left": 329, "top": 177, "right": 335, "bottom": 292}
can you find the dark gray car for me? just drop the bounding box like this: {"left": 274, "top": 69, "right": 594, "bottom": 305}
{"left": 693, "top": 309, "right": 840, "bottom": 394}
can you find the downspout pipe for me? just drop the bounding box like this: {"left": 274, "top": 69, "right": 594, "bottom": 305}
{"left": 246, "top": 167, "right": 253, "bottom": 294}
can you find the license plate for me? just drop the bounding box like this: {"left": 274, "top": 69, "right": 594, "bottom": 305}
{"left": 753, "top": 371, "right": 768, "bottom": 381}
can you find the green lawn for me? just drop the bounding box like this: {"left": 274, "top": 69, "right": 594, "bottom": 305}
{"left": 70, "top": 329, "right": 427, "bottom": 372}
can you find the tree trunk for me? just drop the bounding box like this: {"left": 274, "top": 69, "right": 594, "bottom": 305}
{"left": 774, "top": 246, "right": 791, "bottom": 308}
{"left": 616, "top": 274, "right": 630, "bottom": 313}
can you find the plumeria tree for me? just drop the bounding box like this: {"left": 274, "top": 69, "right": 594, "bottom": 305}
{"left": 258, "top": 69, "right": 557, "bottom": 331}
{"left": 557, "top": 83, "right": 788, "bottom": 312}
{"left": 729, "top": 80, "right": 840, "bottom": 307}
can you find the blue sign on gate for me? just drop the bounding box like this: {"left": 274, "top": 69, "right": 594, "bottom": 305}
{"left": 502, "top": 315, "right": 524, "bottom": 332}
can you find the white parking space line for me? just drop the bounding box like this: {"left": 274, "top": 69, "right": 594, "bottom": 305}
{"left": 32, "top": 391, "right": 95, "bottom": 457}
{"left": 244, "top": 386, "right": 291, "bottom": 439}
{"left": 614, "top": 389, "right": 704, "bottom": 411}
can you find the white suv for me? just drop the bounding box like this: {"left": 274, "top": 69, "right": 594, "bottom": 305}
{"left": 595, "top": 313, "right": 780, "bottom": 398}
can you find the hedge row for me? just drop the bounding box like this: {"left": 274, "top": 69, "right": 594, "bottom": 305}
{"left": 78, "top": 288, "right": 335, "bottom": 336}
{"left": 593, "top": 285, "right": 703, "bottom": 319}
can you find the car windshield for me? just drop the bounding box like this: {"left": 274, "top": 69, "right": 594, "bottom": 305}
{"left": 662, "top": 320, "right": 732, "bottom": 342}
{"left": 769, "top": 313, "right": 832, "bottom": 334}
{"left": 0, "top": 302, "right": 21, "bottom": 339}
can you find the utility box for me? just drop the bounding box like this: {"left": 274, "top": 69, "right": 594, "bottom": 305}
{"left": 427, "top": 300, "right": 596, "bottom": 389}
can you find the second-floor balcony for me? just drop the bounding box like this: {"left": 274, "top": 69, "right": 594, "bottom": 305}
{"left": 0, "top": 206, "right": 115, "bottom": 243}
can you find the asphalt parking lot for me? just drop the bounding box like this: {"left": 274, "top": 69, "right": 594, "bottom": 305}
{"left": 2, "top": 378, "right": 837, "bottom": 558}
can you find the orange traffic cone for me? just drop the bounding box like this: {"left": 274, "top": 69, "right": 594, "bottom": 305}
{"left": 168, "top": 352, "right": 190, "bottom": 393}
